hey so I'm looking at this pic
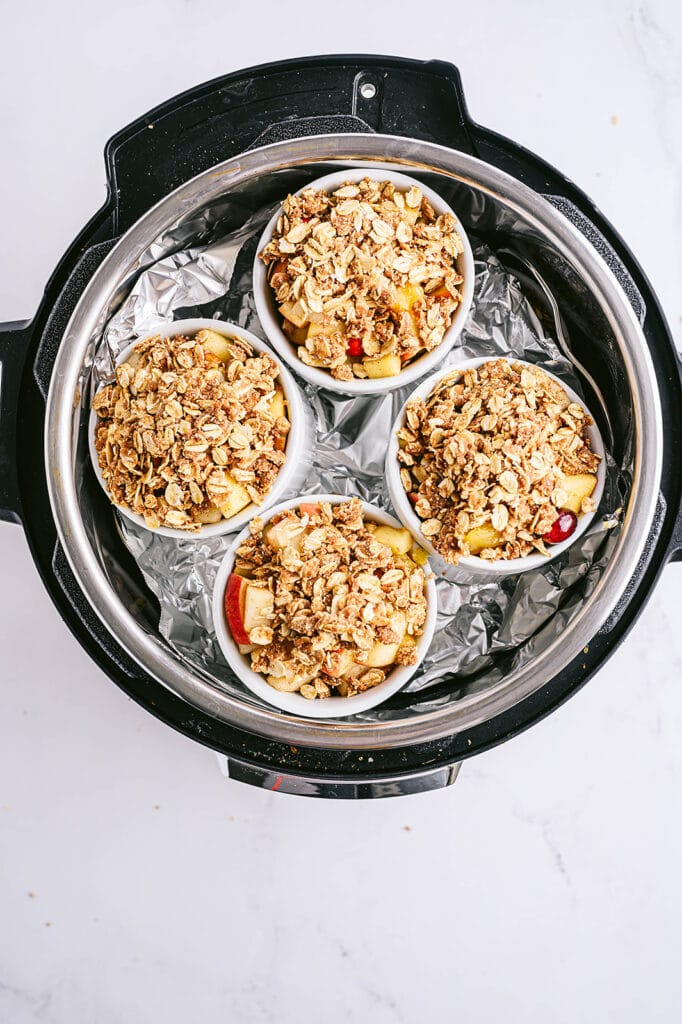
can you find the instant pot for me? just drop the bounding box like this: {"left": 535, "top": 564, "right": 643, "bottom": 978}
{"left": 1, "top": 55, "right": 680, "bottom": 798}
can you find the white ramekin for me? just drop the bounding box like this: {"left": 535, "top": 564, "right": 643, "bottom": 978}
{"left": 211, "top": 494, "right": 438, "bottom": 719}
{"left": 252, "top": 167, "right": 476, "bottom": 397}
{"left": 386, "top": 357, "right": 607, "bottom": 579}
{"left": 89, "top": 318, "right": 311, "bottom": 539}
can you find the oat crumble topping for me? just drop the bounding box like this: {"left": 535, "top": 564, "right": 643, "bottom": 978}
{"left": 258, "top": 177, "right": 465, "bottom": 381}
{"left": 92, "top": 330, "right": 290, "bottom": 531}
{"left": 397, "top": 359, "right": 601, "bottom": 562}
{"left": 230, "top": 499, "right": 429, "bottom": 699}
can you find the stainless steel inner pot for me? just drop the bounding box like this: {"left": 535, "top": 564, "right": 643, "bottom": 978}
{"left": 44, "top": 133, "right": 663, "bottom": 750}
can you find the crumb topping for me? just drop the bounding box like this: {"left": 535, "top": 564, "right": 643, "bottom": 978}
{"left": 258, "top": 177, "right": 465, "bottom": 381}
{"left": 231, "top": 499, "right": 429, "bottom": 699}
{"left": 92, "top": 330, "right": 290, "bottom": 531}
{"left": 397, "top": 359, "right": 601, "bottom": 562}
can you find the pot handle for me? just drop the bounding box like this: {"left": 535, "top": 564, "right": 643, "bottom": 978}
{"left": 215, "top": 754, "right": 461, "bottom": 798}
{"left": 0, "top": 319, "right": 32, "bottom": 525}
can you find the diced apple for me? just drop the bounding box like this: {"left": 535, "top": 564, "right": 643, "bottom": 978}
{"left": 306, "top": 321, "right": 337, "bottom": 340}
{"left": 365, "top": 611, "right": 407, "bottom": 667}
{"left": 410, "top": 544, "right": 429, "bottom": 566}
{"left": 392, "top": 283, "right": 424, "bottom": 314}
{"left": 266, "top": 517, "right": 304, "bottom": 551}
{"left": 560, "top": 473, "right": 598, "bottom": 515}
{"left": 371, "top": 524, "right": 413, "bottom": 555}
{"left": 267, "top": 668, "right": 317, "bottom": 692}
{"left": 242, "top": 584, "right": 274, "bottom": 634}
{"left": 224, "top": 573, "right": 249, "bottom": 645}
{"left": 344, "top": 662, "right": 366, "bottom": 680}
{"left": 365, "top": 641, "right": 400, "bottom": 668}
{"left": 238, "top": 643, "right": 255, "bottom": 655}
{"left": 392, "top": 284, "right": 423, "bottom": 344}
{"left": 464, "top": 522, "right": 504, "bottom": 555}
{"left": 342, "top": 659, "right": 364, "bottom": 675}
{"left": 197, "top": 506, "right": 222, "bottom": 524}
{"left": 322, "top": 648, "right": 354, "bottom": 679}
{"left": 215, "top": 475, "right": 251, "bottom": 520}
{"left": 299, "top": 502, "right": 320, "bottom": 517}
{"left": 279, "top": 300, "right": 309, "bottom": 329}
{"left": 282, "top": 319, "right": 308, "bottom": 345}
{"left": 397, "top": 635, "right": 417, "bottom": 657}
{"left": 268, "top": 388, "right": 286, "bottom": 419}
{"left": 196, "top": 329, "right": 232, "bottom": 362}
{"left": 363, "top": 354, "right": 402, "bottom": 379}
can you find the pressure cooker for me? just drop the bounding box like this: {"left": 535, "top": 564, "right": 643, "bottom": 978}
{"left": 1, "top": 55, "right": 680, "bottom": 798}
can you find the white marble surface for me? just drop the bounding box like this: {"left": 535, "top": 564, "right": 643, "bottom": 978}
{"left": 1, "top": 2, "right": 682, "bottom": 1021}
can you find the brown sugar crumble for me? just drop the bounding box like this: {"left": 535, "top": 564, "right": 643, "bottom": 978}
{"left": 231, "top": 499, "right": 429, "bottom": 699}
{"left": 92, "top": 330, "right": 290, "bottom": 531}
{"left": 397, "top": 359, "right": 601, "bottom": 562}
{"left": 258, "top": 177, "right": 465, "bottom": 381}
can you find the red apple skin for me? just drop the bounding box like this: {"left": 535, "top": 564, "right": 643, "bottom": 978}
{"left": 224, "top": 573, "right": 250, "bottom": 645}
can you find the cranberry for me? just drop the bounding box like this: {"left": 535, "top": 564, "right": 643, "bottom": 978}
{"left": 346, "top": 337, "right": 363, "bottom": 357}
{"left": 301, "top": 216, "right": 312, "bottom": 223}
{"left": 544, "top": 508, "right": 578, "bottom": 544}
{"left": 407, "top": 492, "right": 419, "bottom": 506}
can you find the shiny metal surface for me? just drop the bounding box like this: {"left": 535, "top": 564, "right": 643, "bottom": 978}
{"left": 44, "top": 133, "right": 663, "bottom": 750}
{"left": 216, "top": 755, "right": 462, "bottom": 799}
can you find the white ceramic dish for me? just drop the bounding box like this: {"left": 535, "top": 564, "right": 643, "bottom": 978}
{"left": 212, "top": 494, "right": 438, "bottom": 718}
{"left": 386, "top": 357, "right": 607, "bottom": 579}
{"left": 88, "top": 318, "right": 311, "bottom": 539}
{"left": 252, "top": 167, "right": 476, "bottom": 396}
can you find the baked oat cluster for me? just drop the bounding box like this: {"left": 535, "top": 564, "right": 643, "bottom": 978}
{"left": 397, "top": 359, "right": 601, "bottom": 562}
{"left": 229, "top": 499, "right": 429, "bottom": 699}
{"left": 258, "top": 177, "right": 465, "bottom": 382}
{"left": 92, "top": 330, "right": 290, "bottom": 531}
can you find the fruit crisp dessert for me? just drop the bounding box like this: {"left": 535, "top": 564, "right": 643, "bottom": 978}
{"left": 397, "top": 359, "right": 602, "bottom": 562}
{"left": 224, "top": 499, "right": 430, "bottom": 700}
{"left": 258, "top": 176, "right": 465, "bottom": 382}
{"left": 92, "top": 329, "right": 290, "bottom": 531}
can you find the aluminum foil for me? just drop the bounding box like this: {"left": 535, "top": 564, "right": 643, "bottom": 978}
{"left": 90, "top": 178, "right": 626, "bottom": 721}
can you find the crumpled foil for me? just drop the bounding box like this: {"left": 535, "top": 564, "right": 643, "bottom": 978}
{"left": 91, "top": 182, "right": 626, "bottom": 721}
